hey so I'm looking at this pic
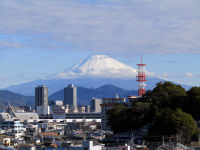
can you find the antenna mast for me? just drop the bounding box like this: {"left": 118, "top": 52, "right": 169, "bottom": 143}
{"left": 136, "top": 56, "right": 146, "bottom": 97}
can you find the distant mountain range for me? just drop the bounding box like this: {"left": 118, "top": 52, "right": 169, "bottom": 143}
{"left": 3, "top": 55, "right": 164, "bottom": 96}
{"left": 0, "top": 90, "right": 34, "bottom": 111}
{"left": 0, "top": 84, "right": 137, "bottom": 111}
{"left": 0, "top": 55, "right": 192, "bottom": 111}
{"left": 49, "top": 84, "right": 137, "bottom": 105}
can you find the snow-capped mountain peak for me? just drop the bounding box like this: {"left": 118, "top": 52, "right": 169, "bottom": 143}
{"left": 70, "top": 55, "right": 137, "bottom": 73}
{"left": 4, "top": 55, "right": 170, "bottom": 96}
{"left": 57, "top": 55, "right": 139, "bottom": 79}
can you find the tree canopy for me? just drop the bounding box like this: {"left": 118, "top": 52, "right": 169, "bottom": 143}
{"left": 107, "top": 103, "right": 151, "bottom": 133}
{"left": 187, "top": 87, "right": 200, "bottom": 97}
{"left": 152, "top": 81, "right": 186, "bottom": 98}
{"left": 148, "top": 108, "right": 197, "bottom": 143}
{"left": 106, "top": 81, "right": 200, "bottom": 143}
{"left": 152, "top": 82, "right": 185, "bottom": 104}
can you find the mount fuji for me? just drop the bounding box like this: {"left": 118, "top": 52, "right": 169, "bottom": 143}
{"left": 4, "top": 55, "right": 162, "bottom": 96}
{"left": 57, "top": 55, "right": 139, "bottom": 79}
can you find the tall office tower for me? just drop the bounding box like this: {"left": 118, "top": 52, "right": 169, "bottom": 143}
{"left": 91, "top": 98, "right": 102, "bottom": 113}
{"left": 64, "top": 84, "right": 77, "bottom": 110}
{"left": 85, "top": 105, "right": 90, "bottom": 113}
{"left": 35, "top": 85, "right": 48, "bottom": 110}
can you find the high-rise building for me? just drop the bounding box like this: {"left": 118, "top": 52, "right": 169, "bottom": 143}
{"left": 91, "top": 98, "right": 102, "bottom": 113}
{"left": 64, "top": 84, "right": 77, "bottom": 110}
{"left": 35, "top": 85, "right": 48, "bottom": 110}
{"left": 85, "top": 105, "right": 90, "bottom": 113}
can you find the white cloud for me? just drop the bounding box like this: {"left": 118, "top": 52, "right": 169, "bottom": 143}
{"left": 186, "top": 72, "right": 194, "bottom": 77}
{"left": 0, "top": 0, "right": 200, "bottom": 56}
{"left": 157, "top": 73, "right": 168, "bottom": 80}
{"left": 162, "top": 74, "right": 168, "bottom": 77}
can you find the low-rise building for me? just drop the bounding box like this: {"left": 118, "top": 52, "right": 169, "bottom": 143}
{"left": 0, "top": 120, "right": 24, "bottom": 133}
{"left": 66, "top": 112, "right": 101, "bottom": 120}
{"left": 0, "top": 104, "right": 39, "bottom": 122}
{"left": 68, "top": 140, "right": 103, "bottom": 150}
{"left": 36, "top": 106, "right": 51, "bottom": 115}
{"left": 52, "top": 105, "right": 66, "bottom": 119}
{"left": 49, "top": 100, "right": 63, "bottom": 106}
{"left": 77, "top": 106, "right": 85, "bottom": 113}
{"left": 0, "top": 135, "right": 11, "bottom": 147}
{"left": 127, "top": 96, "right": 138, "bottom": 104}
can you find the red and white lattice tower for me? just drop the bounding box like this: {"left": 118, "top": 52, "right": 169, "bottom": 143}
{"left": 136, "top": 56, "right": 146, "bottom": 97}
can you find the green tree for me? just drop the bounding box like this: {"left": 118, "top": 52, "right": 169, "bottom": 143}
{"left": 183, "top": 91, "right": 200, "bottom": 120}
{"left": 151, "top": 81, "right": 186, "bottom": 111}
{"left": 107, "top": 102, "right": 152, "bottom": 133}
{"left": 178, "top": 86, "right": 200, "bottom": 120}
{"left": 129, "top": 103, "right": 152, "bottom": 130}
{"left": 152, "top": 81, "right": 186, "bottom": 98}
{"left": 107, "top": 104, "right": 129, "bottom": 133}
{"left": 133, "top": 102, "right": 150, "bottom": 111}
{"left": 106, "top": 82, "right": 200, "bottom": 142}
{"left": 187, "top": 87, "right": 200, "bottom": 97}
{"left": 140, "top": 90, "right": 152, "bottom": 102}
{"left": 148, "top": 108, "right": 197, "bottom": 143}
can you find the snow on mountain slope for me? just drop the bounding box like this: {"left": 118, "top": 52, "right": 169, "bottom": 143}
{"left": 57, "top": 55, "right": 142, "bottom": 79}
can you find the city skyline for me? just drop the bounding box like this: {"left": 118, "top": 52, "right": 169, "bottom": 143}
{"left": 0, "top": 0, "right": 200, "bottom": 88}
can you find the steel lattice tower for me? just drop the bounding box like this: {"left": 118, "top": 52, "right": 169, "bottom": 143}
{"left": 136, "top": 57, "right": 146, "bottom": 97}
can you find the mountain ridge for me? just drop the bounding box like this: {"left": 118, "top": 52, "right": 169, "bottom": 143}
{"left": 49, "top": 84, "right": 137, "bottom": 105}
{"left": 0, "top": 90, "right": 34, "bottom": 111}
{"left": 0, "top": 83, "right": 192, "bottom": 112}
{"left": 3, "top": 55, "right": 163, "bottom": 95}
{"left": 0, "top": 84, "right": 137, "bottom": 111}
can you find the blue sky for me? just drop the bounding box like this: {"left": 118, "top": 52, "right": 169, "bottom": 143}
{"left": 0, "top": 0, "right": 200, "bottom": 88}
